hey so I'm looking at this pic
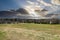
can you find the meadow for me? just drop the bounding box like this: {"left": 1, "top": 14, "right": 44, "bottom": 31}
{"left": 0, "top": 23, "right": 60, "bottom": 40}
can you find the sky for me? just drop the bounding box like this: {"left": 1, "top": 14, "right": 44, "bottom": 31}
{"left": 0, "top": 0, "right": 27, "bottom": 11}
{"left": 0, "top": 0, "right": 60, "bottom": 14}
{"left": 0, "top": 0, "right": 60, "bottom": 17}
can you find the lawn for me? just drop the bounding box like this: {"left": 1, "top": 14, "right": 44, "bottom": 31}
{"left": 0, "top": 23, "right": 60, "bottom": 40}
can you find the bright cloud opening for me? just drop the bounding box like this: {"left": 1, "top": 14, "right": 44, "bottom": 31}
{"left": 51, "top": 0, "right": 60, "bottom": 5}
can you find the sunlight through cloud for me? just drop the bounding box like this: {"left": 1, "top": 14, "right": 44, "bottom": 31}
{"left": 51, "top": 0, "right": 60, "bottom": 5}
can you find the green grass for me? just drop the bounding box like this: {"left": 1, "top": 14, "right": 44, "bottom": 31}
{"left": 0, "top": 23, "right": 60, "bottom": 31}
{"left": 0, "top": 31, "right": 6, "bottom": 40}
{"left": 0, "top": 23, "right": 60, "bottom": 34}
{"left": 0, "top": 23, "right": 60, "bottom": 40}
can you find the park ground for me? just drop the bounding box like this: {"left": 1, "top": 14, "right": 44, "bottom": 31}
{"left": 0, "top": 23, "right": 60, "bottom": 40}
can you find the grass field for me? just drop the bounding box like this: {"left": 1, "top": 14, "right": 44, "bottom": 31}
{"left": 0, "top": 23, "right": 60, "bottom": 40}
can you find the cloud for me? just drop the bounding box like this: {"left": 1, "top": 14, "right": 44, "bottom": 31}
{"left": 27, "top": 1, "right": 34, "bottom": 5}
{"left": 37, "top": 0, "right": 60, "bottom": 12}
{"left": 37, "top": 0, "right": 52, "bottom": 6}
{"left": 25, "top": 0, "right": 60, "bottom": 15}
{"left": 51, "top": 0, "right": 60, "bottom": 5}
{"left": 26, "top": 0, "right": 52, "bottom": 11}
{"left": 26, "top": 0, "right": 44, "bottom": 9}
{"left": 25, "top": 0, "right": 43, "bottom": 16}
{"left": 24, "top": 5, "right": 40, "bottom": 16}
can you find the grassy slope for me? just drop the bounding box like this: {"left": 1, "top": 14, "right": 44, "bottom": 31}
{"left": 0, "top": 23, "right": 60, "bottom": 40}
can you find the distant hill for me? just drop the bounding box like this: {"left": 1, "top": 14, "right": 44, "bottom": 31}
{"left": 0, "top": 11, "right": 21, "bottom": 17}
{"left": 0, "top": 8, "right": 30, "bottom": 17}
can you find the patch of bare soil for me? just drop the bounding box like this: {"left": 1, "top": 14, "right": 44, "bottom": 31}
{"left": 0, "top": 27, "right": 60, "bottom": 40}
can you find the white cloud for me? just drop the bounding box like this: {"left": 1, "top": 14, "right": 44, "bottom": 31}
{"left": 37, "top": 0, "right": 52, "bottom": 6}
{"left": 27, "top": 1, "right": 34, "bottom": 5}
{"left": 25, "top": 0, "right": 60, "bottom": 15}
{"left": 37, "top": 0, "right": 60, "bottom": 12}
{"left": 51, "top": 0, "right": 60, "bottom": 5}
{"left": 25, "top": 0, "right": 42, "bottom": 16}
{"left": 24, "top": 5, "right": 40, "bottom": 16}
{"left": 26, "top": 0, "right": 52, "bottom": 12}
{"left": 26, "top": 0, "right": 44, "bottom": 9}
